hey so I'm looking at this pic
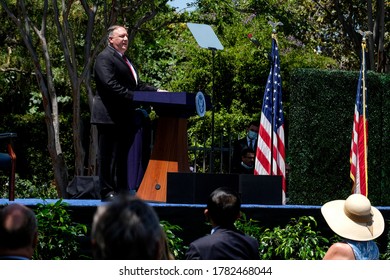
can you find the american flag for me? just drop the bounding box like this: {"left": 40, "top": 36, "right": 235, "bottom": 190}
{"left": 350, "top": 50, "right": 368, "bottom": 196}
{"left": 254, "top": 38, "right": 286, "bottom": 204}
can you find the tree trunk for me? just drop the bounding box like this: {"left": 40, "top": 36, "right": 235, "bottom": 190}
{"left": 334, "top": 0, "right": 361, "bottom": 59}
{"left": 52, "top": 0, "right": 86, "bottom": 176}
{"left": 375, "top": 0, "right": 386, "bottom": 72}
{"left": 367, "top": 0, "right": 375, "bottom": 70}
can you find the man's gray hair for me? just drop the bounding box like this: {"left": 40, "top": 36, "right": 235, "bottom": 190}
{"left": 106, "top": 25, "right": 127, "bottom": 45}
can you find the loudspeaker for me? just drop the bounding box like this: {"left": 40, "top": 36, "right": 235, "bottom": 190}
{"left": 166, "top": 173, "right": 196, "bottom": 203}
{"left": 167, "top": 173, "right": 282, "bottom": 204}
{"left": 238, "top": 174, "right": 282, "bottom": 204}
{"left": 167, "top": 173, "right": 239, "bottom": 204}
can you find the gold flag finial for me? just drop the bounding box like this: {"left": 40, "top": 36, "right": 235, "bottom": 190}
{"left": 268, "top": 21, "right": 283, "bottom": 41}
{"left": 357, "top": 30, "right": 373, "bottom": 50}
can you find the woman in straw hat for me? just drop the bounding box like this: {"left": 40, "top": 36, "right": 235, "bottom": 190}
{"left": 321, "top": 193, "right": 384, "bottom": 260}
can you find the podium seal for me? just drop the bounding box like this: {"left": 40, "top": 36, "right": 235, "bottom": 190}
{"left": 195, "top": 91, "right": 206, "bottom": 117}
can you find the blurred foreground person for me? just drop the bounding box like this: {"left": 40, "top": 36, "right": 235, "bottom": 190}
{"left": 0, "top": 204, "right": 38, "bottom": 260}
{"left": 91, "top": 195, "right": 173, "bottom": 259}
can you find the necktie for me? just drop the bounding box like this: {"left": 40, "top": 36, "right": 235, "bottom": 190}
{"left": 122, "top": 55, "right": 138, "bottom": 84}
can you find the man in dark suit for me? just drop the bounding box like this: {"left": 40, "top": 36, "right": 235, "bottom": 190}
{"left": 91, "top": 25, "right": 159, "bottom": 201}
{"left": 185, "top": 187, "right": 260, "bottom": 260}
{"left": 232, "top": 121, "right": 259, "bottom": 173}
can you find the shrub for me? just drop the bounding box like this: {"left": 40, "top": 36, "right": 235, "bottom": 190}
{"left": 235, "top": 213, "right": 265, "bottom": 241}
{"left": 161, "top": 220, "right": 187, "bottom": 260}
{"left": 380, "top": 221, "right": 390, "bottom": 260}
{"left": 33, "top": 200, "right": 88, "bottom": 260}
{"left": 0, "top": 175, "right": 57, "bottom": 199}
{"left": 236, "top": 215, "right": 330, "bottom": 260}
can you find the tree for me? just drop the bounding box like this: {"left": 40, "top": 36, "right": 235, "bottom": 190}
{"left": 244, "top": 0, "right": 388, "bottom": 72}
{"left": 1, "top": 0, "right": 69, "bottom": 196}
{"left": 329, "top": 0, "right": 387, "bottom": 71}
{"left": 310, "top": 0, "right": 388, "bottom": 71}
{"left": 373, "top": 0, "right": 386, "bottom": 72}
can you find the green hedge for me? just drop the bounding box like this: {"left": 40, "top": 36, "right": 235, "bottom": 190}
{"left": 287, "top": 69, "right": 390, "bottom": 205}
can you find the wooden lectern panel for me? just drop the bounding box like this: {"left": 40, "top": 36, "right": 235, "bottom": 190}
{"left": 133, "top": 91, "right": 210, "bottom": 202}
{"left": 136, "top": 117, "right": 189, "bottom": 202}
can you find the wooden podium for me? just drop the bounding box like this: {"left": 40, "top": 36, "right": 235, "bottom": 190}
{"left": 132, "top": 91, "right": 211, "bottom": 202}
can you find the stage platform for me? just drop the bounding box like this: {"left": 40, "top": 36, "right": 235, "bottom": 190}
{"left": 1, "top": 198, "right": 389, "bottom": 256}
{"left": 0, "top": 198, "right": 324, "bottom": 231}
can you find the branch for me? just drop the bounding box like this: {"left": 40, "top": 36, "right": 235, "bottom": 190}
{"left": 79, "top": 0, "right": 98, "bottom": 84}
{"left": 52, "top": 0, "right": 78, "bottom": 82}
{"left": 311, "top": 0, "right": 333, "bottom": 18}
{"left": 126, "top": 1, "right": 159, "bottom": 42}
{"left": 0, "top": 67, "right": 26, "bottom": 73}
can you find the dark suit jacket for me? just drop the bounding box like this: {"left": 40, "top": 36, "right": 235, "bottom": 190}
{"left": 185, "top": 227, "right": 260, "bottom": 260}
{"left": 91, "top": 45, "right": 156, "bottom": 126}
{"left": 236, "top": 163, "right": 255, "bottom": 174}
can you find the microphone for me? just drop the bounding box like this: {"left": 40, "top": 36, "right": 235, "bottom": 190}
{"left": 247, "top": 33, "right": 260, "bottom": 47}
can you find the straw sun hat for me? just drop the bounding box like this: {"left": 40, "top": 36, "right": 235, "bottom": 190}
{"left": 321, "top": 194, "right": 384, "bottom": 241}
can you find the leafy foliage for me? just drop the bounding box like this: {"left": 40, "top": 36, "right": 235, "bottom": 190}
{"left": 234, "top": 212, "right": 265, "bottom": 241}
{"left": 380, "top": 221, "right": 390, "bottom": 260}
{"left": 258, "top": 216, "right": 329, "bottom": 260}
{"left": 33, "top": 200, "right": 88, "bottom": 260}
{"left": 0, "top": 176, "right": 58, "bottom": 199}
{"left": 161, "top": 220, "right": 187, "bottom": 259}
{"left": 236, "top": 214, "right": 330, "bottom": 260}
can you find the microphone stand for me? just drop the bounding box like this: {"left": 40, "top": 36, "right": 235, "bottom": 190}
{"left": 186, "top": 23, "right": 224, "bottom": 174}
{"left": 209, "top": 47, "right": 216, "bottom": 173}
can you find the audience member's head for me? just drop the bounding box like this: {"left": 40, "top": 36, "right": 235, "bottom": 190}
{"left": 205, "top": 187, "right": 241, "bottom": 228}
{"left": 321, "top": 193, "right": 384, "bottom": 241}
{"left": 91, "top": 194, "right": 171, "bottom": 259}
{"left": 321, "top": 194, "right": 384, "bottom": 260}
{"left": 0, "top": 203, "right": 38, "bottom": 259}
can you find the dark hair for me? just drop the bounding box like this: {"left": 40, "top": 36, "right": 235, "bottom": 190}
{"left": 248, "top": 120, "right": 259, "bottom": 128}
{"left": 0, "top": 204, "right": 37, "bottom": 249}
{"left": 241, "top": 147, "right": 255, "bottom": 157}
{"left": 207, "top": 187, "right": 241, "bottom": 227}
{"left": 91, "top": 195, "right": 167, "bottom": 260}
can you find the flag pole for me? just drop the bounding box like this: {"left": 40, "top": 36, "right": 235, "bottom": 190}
{"left": 351, "top": 30, "right": 372, "bottom": 195}
{"left": 268, "top": 21, "right": 283, "bottom": 175}
{"left": 361, "top": 37, "right": 368, "bottom": 190}
{"left": 270, "top": 32, "right": 277, "bottom": 174}
{"left": 255, "top": 20, "right": 286, "bottom": 203}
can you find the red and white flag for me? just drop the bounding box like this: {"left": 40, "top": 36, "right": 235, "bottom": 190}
{"left": 254, "top": 38, "right": 286, "bottom": 204}
{"left": 350, "top": 48, "right": 368, "bottom": 196}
